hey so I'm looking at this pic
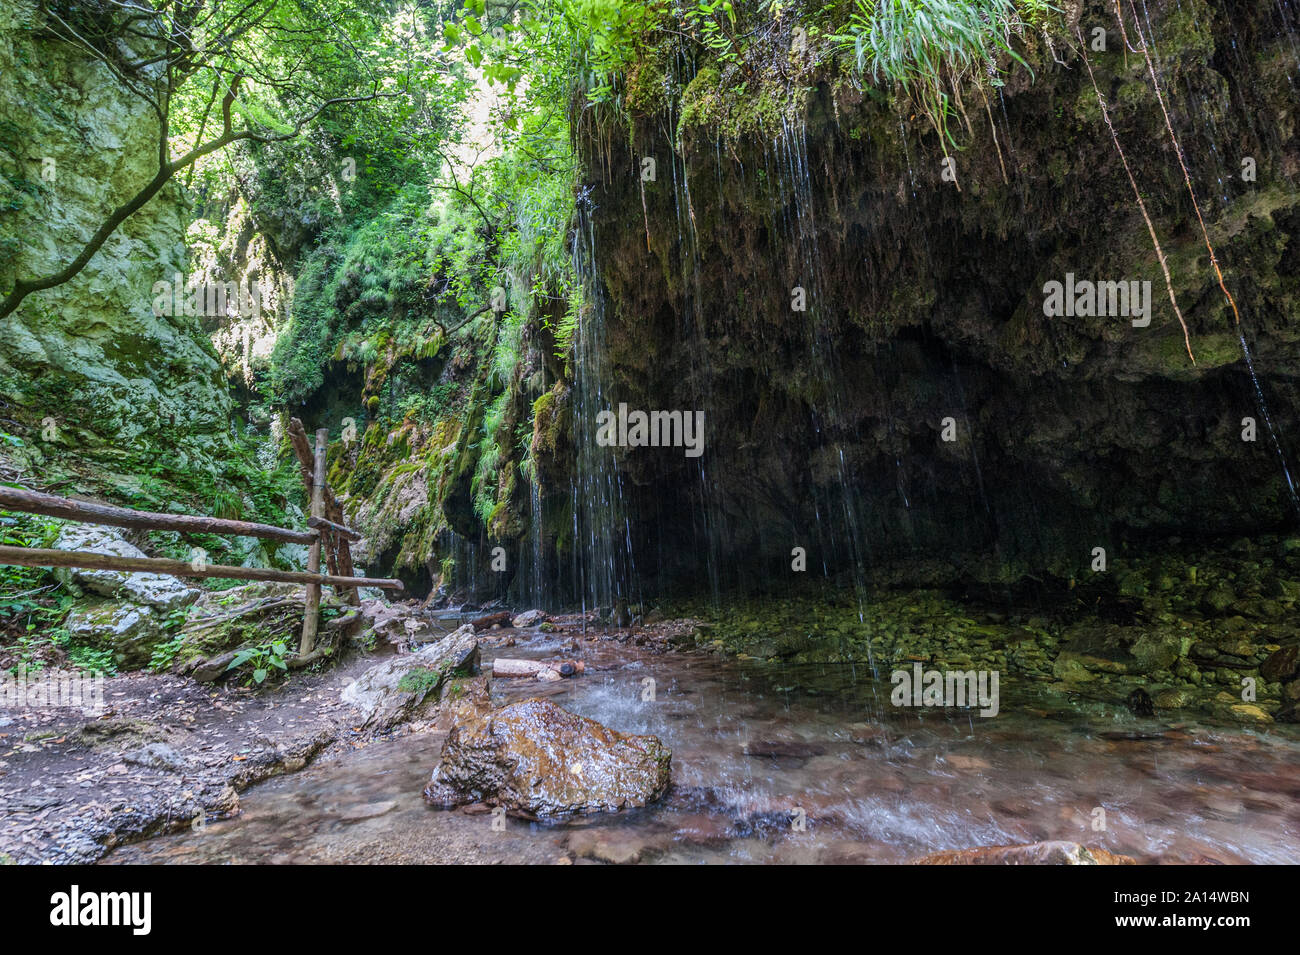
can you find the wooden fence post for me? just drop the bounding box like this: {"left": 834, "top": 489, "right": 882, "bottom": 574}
{"left": 329, "top": 499, "right": 361, "bottom": 606}
{"left": 299, "top": 427, "right": 329, "bottom": 656}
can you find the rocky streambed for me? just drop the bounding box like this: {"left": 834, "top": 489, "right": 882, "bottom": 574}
{"left": 672, "top": 535, "right": 1300, "bottom": 727}
{"left": 104, "top": 616, "right": 1300, "bottom": 866}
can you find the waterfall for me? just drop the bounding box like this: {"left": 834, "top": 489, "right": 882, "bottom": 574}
{"left": 665, "top": 57, "right": 724, "bottom": 606}
{"left": 510, "top": 475, "right": 547, "bottom": 610}
{"left": 1238, "top": 330, "right": 1300, "bottom": 516}
{"left": 770, "top": 115, "right": 877, "bottom": 669}
{"left": 528, "top": 478, "right": 544, "bottom": 607}
{"left": 569, "top": 191, "right": 640, "bottom": 615}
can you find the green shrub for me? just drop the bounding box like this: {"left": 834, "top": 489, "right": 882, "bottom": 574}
{"left": 838, "top": 0, "right": 1048, "bottom": 148}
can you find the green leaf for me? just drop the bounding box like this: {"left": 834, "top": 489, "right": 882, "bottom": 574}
{"left": 227, "top": 649, "right": 256, "bottom": 670}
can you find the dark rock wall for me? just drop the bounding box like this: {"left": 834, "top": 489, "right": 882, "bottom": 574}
{"left": 556, "top": 0, "right": 1300, "bottom": 596}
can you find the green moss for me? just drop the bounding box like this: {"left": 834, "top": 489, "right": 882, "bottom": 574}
{"left": 678, "top": 64, "right": 723, "bottom": 135}
{"left": 397, "top": 664, "right": 443, "bottom": 695}
{"left": 622, "top": 44, "right": 673, "bottom": 117}
{"left": 677, "top": 65, "right": 805, "bottom": 144}
{"left": 1155, "top": 331, "right": 1241, "bottom": 372}
{"left": 531, "top": 383, "right": 569, "bottom": 457}
{"left": 1116, "top": 80, "right": 1152, "bottom": 112}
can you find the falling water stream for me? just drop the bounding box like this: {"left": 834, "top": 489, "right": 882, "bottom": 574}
{"left": 568, "top": 194, "right": 640, "bottom": 615}
{"left": 108, "top": 628, "right": 1300, "bottom": 865}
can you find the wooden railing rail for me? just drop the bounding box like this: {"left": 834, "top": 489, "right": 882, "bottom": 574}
{"left": 0, "top": 418, "right": 401, "bottom": 662}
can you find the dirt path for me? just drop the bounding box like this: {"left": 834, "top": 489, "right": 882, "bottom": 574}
{"left": 0, "top": 652, "right": 414, "bottom": 864}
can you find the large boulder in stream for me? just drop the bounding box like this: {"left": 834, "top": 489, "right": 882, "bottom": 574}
{"left": 423, "top": 698, "right": 672, "bottom": 816}
{"left": 341, "top": 624, "right": 480, "bottom": 727}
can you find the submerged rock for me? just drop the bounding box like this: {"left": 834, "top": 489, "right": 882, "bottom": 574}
{"left": 341, "top": 624, "right": 479, "bottom": 727}
{"left": 566, "top": 828, "right": 668, "bottom": 865}
{"left": 423, "top": 698, "right": 671, "bottom": 816}
{"left": 338, "top": 800, "right": 398, "bottom": 823}
{"left": 913, "top": 841, "right": 1137, "bottom": 865}
{"left": 743, "top": 737, "right": 827, "bottom": 760}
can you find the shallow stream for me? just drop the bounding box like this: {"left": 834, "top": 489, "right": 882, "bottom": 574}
{"left": 109, "top": 630, "right": 1300, "bottom": 864}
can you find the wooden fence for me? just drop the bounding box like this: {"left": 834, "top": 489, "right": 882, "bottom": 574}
{"left": 0, "top": 417, "right": 401, "bottom": 657}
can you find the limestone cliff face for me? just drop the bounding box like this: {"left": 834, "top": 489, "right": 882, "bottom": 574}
{"left": 546, "top": 0, "right": 1300, "bottom": 595}
{"left": 0, "top": 0, "right": 234, "bottom": 491}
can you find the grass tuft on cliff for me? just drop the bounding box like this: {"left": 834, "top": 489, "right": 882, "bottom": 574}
{"left": 839, "top": 0, "right": 1052, "bottom": 147}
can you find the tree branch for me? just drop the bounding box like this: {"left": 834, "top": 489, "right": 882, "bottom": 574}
{"left": 0, "top": 75, "right": 397, "bottom": 318}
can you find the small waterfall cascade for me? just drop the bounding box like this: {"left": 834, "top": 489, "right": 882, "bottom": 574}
{"left": 568, "top": 191, "right": 641, "bottom": 616}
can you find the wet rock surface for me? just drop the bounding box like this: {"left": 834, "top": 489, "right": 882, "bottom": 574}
{"left": 0, "top": 664, "right": 361, "bottom": 864}
{"left": 423, "top": 697, "right": 671, "bottom": 816}
{"left": 341, "top": 624, "right": 479, "bottom": 727}
{"left": 0, "top": 601, "right": 480, "bottom": 864}
{"left": 913, "top": 841, "right": 1137, "bottom": 865}
{"left": 511, "top": 609, "right": 547, "bottom": 629}
{"left": 543, "top": 0, "right": 1300, "bottom": 603}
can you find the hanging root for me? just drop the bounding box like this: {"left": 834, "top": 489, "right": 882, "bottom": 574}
{"left": 1077, "top": 28, "right": 1195, "bottom": 363}
{"left": 639, "top": 174, "right": 651, "bottom": 253}
{"left": 980, "top": 84, "right": 1010, "bottom": 185}
{"left": 1121, "top": 0, "right": 1243, "bottom": 328}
